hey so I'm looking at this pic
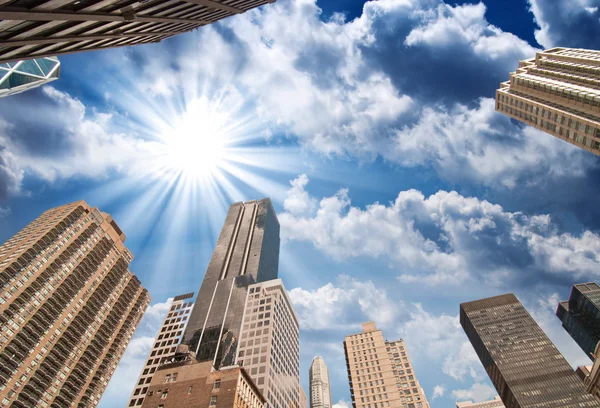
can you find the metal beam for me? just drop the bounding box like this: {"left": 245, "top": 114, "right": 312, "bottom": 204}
{"left": 0, "top": 9, "right": 208, "bottom": 24}
{"left": 181, "top": 0, "right": 243, "bottom": 14}
{"left": 0, "top": 29, "right": 196, "bottom": 47}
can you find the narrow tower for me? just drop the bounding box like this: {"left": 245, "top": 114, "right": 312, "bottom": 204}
{"left": 182, "top": 198, "right": 280, "bottom": 369}
{"left": 0, "top": 201, "right": 150, "bottom": 407}
{"left": 310, "top": 356, "right": 332, "bottom": 408}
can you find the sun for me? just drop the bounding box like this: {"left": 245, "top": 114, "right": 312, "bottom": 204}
{"left": 164, "top": 97, "right": 229, "bottom": 178}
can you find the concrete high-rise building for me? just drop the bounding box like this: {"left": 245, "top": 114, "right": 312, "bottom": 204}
{"left": 496, "top": 47, "right": 600, "bottom": 156}
{"left": 183, "top": 198, "right": 279, "bottom": 370}
{"left": 557, "top": 282, "right": 600, "bottom": 360}
{"left": 0, "top": 56, "right": 60, "bottom": 97}
{"left": 456, "top": 396, "right": 505, "bottom": 408}
{"left": 128, "top": 292, "right": 195, "bottom": 407}
{"left": 309, "top": 356, "right": 332, "bottom": 408}
{"left": 140, "top": 356, "right": 265, "bottom": 408}
{"left": 0, "top": 0, "right": 276, "bottom": 64}
{"left": 460, "top": 293, "right": 600, "bottom": 408}
{"left": 236, "top": 279, "right": 302, "bottom": 408}
{"left": 343, "top": 322, "right": 430, "bottom": 408}
{"left": 0, "top": 200, "right": 150, "bottom": 407}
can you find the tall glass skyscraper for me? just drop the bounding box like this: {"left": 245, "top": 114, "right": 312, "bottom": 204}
{"left": 461, "top": 293, "right": 600, "bottom": 408}
{"left": 182, "top": 198, "right": 280, "bottom": 369}
{"left": 0, "top": 57, "right": 60, "bottom": 97}
{"left": 557, "top": 282, "right": 600, "bottom": 361}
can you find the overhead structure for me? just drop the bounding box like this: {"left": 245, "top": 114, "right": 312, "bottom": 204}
{"left": 0, "top": 0, "right": 275, "bottom": 63}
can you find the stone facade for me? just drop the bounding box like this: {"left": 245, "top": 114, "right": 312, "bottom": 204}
{"left": 0, "top": 201, "right": 150, "bottom": 407}
{"left": 128, "top": 293, "right": 195, "bottom": 407}
{"left": 496, "top": 47, "right": 600, "bottom": 157}
{"left": 140, "top": 359, "right": 265, "bottom": 408}
{"left": 344, "top": 322, "right": 430, "bottom": 408}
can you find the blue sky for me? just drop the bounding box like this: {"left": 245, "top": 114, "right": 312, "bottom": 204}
{"left": 1, "top": 0, "right": 600, "bottom": 406}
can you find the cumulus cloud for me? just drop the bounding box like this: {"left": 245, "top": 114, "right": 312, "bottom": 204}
{"left": 280, "top": 175, "right": 600, "bottom": 285}
{"left": 333, "top": 400, "right": 352, "bottom": 408}
{"left": 0, "top": 86, "right": 165, "bottom": 198}
{"left": 289, "top": 275, "right": 400, "bottom": 330}
{"left": 452, "top": 383, "right": 497, "bottom": 403}
{"left": 528, "top": 0, "right": 600, "bottom": 48}
{"left": 432, "top": 384, "right": 445, "bottom": 399}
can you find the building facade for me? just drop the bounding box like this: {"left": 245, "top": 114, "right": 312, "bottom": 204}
{"left": 456, "top": 396, "right": 505, "bottom": 408}
{"left": 496, "top": 47, "right": 600, "bottom": 156}
{"left": 140, "top": 357, "right": 265, "bottom": 408}
{"left": 309, "top": 356, "right": 332, "bottom": 408}
{"left": 343, "top": 322, "right": 430, "bottom": 408}
{"left": 0, "top": 200, "right": 150, "bottom": 407}
{"left": 460, "top": 293, "right": 600, "bottom": 408}
{"left": 128, "top": 292, "right": 195, "bottom": 407}
{"left": 557, "top": 282, "right": 600, "bottom": 360}
{"left": 0, "top": 56, "right": 60, "bottom": 97}
{"left": 236, "top": 279, "right": 302, "bottom": 408}
{"left": 0, "top": 0, "right": 275, "bottom": 64}
{"left": 183, "top": 198, "right": 280, "bottom": 370}
{"left": 575, "top": 342, "right": 600, "bottom": 401}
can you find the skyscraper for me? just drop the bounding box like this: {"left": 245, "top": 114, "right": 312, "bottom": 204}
{"left": 183, "top": 198, "right": 280, "bottom": 369}
{"left": 128, "top": 292, "right": 195, "bottom": 407}
{"left": 236, "top": 279, "right": 302, "bottom": 408}
{"left": 310, "top": 356, "right": 332, "bottom": 408}
{"left": 495, "top": 47, "right": 600, "bottom": 156}
{"left": 0, "top": 0, "right": 276, "bottom": 64}
{"left": 460, "top": 293, "right": 600, "bottom": 408}
{"left": 343, "top": 322, "right": 430, "bottom": 408}
{"left": 456, "top": 396, "right": 504, "bottom": 408}
{"left": 0, "top": 200, "right": 150, "bottom": 407}
{"left": 0, "top": 56, "right": 60, "bottom": 97}
{"left": 557, "top": 282, "right": 600, "bottom": 360}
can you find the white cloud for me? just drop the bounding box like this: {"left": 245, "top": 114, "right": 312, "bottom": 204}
{"left": 452, "top": 383, "right": 497, "bottom": 403}
{"left": 289, "top": 275, "right": 400, "bottom": 331}
{"left": 283, "top": 174, "right": 317, "bottom": 216}
{"left": 432, "top": 384, "right": 445, "bottom": 399}
{"left": 280, "top": 175, "right": 600, "bottom": 285}
{"left": 333, "top": 400, "right": 352, "bottom": 408}
{"left": 0, "top": 206, "right": 10, "bottom": 218}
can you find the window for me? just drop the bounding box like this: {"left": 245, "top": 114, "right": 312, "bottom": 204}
{"left": 161, "top": 391, "right": 168, "bottom": 399}
{"left": 210, "top": 396, "right": 217, "bottom": 406}
{"left": 213, "top": 380, "right": 221, "bottom": 390}
{"left": 188, "top": 386, "right": 193, "bottom": 394}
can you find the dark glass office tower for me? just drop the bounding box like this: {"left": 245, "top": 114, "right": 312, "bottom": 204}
{"left": 557, "top": 282, "right": 600, "bottom": 361}
{"left": 460, "top": 293, "right": 600, "bottom": 408}
{"left": 183, "top": 198, "right": 279, "bottom": 369}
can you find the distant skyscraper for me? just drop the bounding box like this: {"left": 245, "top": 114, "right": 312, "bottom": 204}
{"left": 557, "top": 282, "right": 600, "bottom": 360}
{"left": 310, "top": 356, "right": 332, "bottom": 408}
{"left": 0, "top": 56, "right": 60, "bottom": 97}
{"left": 496, "top": 47, "right": 600, "bottom": 156}
{"left": 0, "top": 200, "right": 150, "bottom": 407}
{"left": 236, "top": 279, "right": 302, "bottom": 408}
{"left": 128, "top": 292, "right": 195, "bottom": 407}
{"left": 343, "top": 322, "right": 430, "bottom": 408}
{"left": 0, "top": 0, "right": 276, "bottom": 64}
{"left": 460, "top": 293, "right": 600, "bottom": 408}
{"left": 456, "top": 396, "right": 504, "bottom": 408}
{"left": 182, "top": 198, "right": 280, "bottom": 370}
